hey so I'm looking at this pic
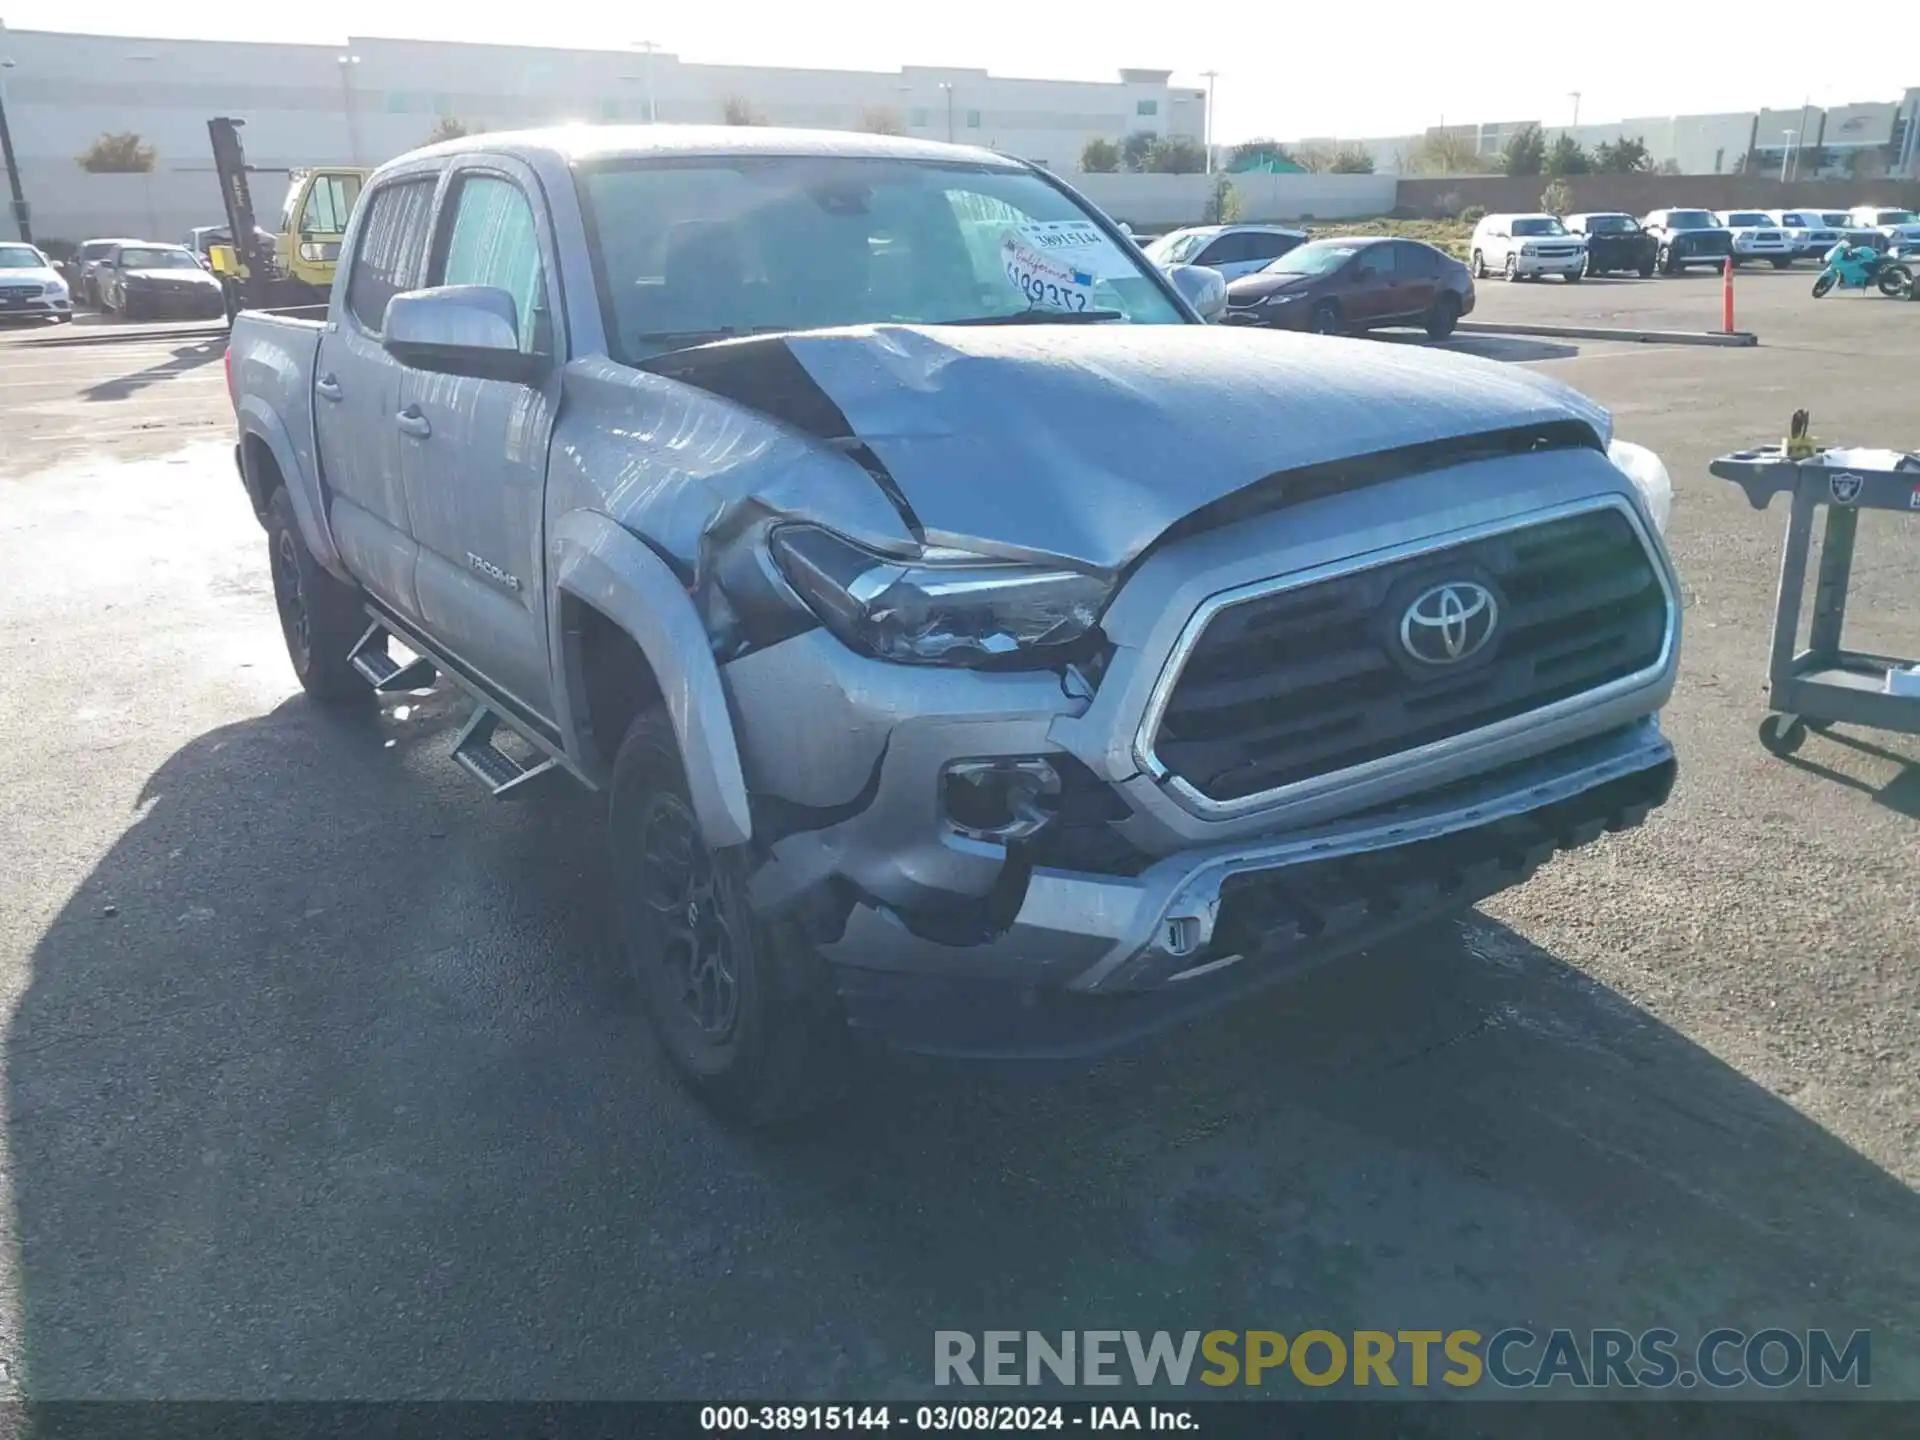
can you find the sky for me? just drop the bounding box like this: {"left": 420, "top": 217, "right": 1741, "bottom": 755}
{"left": 1, "top": 2, "right": 1909, "bottom": 142}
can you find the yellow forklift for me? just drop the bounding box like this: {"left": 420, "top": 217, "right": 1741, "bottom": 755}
{"left": 206, "top": 116, "right": 368, "bottom": 320}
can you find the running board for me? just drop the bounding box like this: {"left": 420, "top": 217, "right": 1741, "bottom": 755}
{"left": 451, "top": 703, "right": 559, "bottom": 797}
{"left": 348, "top": 622, "right": 438, "bottom": 692}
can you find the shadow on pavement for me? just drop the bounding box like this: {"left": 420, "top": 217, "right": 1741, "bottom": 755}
{"left": 80, "top": 340, "right": 225, "bottom": 403}
{"left": 1784, "top": 727, "right": 1920, "bottom": 820}
{"left": 10, "top": 698, "right": 1919, "bottom": 1406}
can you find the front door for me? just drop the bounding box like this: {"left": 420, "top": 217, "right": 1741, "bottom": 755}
{"left": 314, "top": 174, "right": 440, "bottom": 621}
{"left": 1345, "top": 243, "right": 1401, "bottom": 323}
{"left": 396, "top": 159, "right": 562, "bottom": 722}
{"left": 1387, "top": 241, "right": 1438, "bottom": 321}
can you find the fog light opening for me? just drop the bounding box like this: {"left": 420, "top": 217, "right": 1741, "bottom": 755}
{"left": 942, "top": 758, "right": 1061, "bottom": 843}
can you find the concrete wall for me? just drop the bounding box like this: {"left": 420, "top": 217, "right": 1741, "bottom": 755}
{"left": 10, "top": 164, "right": 225, "bottom": 246}
{"left": 1396, "top": 173, "right": 1920, "bottom": 218}
{"left": 0, "top": 24, "right": 1202, "bottom": 223}
{"left": 1072, "top": 172, "right": 1396, "bottom": 227}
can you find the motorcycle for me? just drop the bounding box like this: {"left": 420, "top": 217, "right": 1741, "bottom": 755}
{"left": 1812, "top": 242, "right": 1912, "bottom": 299}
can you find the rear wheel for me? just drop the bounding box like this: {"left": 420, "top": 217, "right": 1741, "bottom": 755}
{"left": 1812, "top": 272, "right": 1837, "bottom": 298}
{"left": 1876, "top": 263, "right": 1911, "bottom": 298}
{"left": 1424, "top": 292, "right": 1460, "bottom": 339}
{"left": 608, "top": 707, "right": 846, "bottom": 1125}
{"left": 1309, "top": 300, "right": 1343, "bottom": 335}
{"left": 265, "top": 486, "right": 369, "bottom": 703}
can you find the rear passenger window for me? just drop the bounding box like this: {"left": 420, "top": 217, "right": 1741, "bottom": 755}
{"left": 434, "top": 174, "right": 550, "bottom": 354}
{"left": 1396, "top": 242, "right": 1439, "bottom": 277}
{"left": 346, "top": 178, "right": 437, "bottom": 333}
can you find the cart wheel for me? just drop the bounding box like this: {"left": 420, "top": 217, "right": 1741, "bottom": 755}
{"left": 1758, "top": 713, "right": 1809, "bottom": 757}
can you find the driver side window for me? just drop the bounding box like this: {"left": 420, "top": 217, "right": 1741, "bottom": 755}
{"left": 434, "top": 174, "right": 551, "bottom": 355}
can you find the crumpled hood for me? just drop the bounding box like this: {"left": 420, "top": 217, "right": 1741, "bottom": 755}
{"left": 779, "top": 323, "right": 1609, "bottom": 568}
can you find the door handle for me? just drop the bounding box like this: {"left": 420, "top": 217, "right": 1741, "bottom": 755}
{"left": 315, "top": 374, "right": 343, "bottom": 402}
{"left": 395, "top": 407, "right": 432, "bottom": 439}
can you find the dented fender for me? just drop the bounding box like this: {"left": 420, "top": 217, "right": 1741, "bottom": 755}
{"left": 549, "top": 509, "right": 754, "bottom": 848}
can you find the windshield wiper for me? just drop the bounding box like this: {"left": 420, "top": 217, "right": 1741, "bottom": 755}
{"left": 631, "top": 325, "right": 793, "bottom": 352}
{"left": 941, "top": 308, "right": 1125, "bottom": 326}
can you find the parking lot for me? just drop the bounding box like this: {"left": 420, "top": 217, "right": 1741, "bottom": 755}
{"left": 0, "top": 267, "right": 1916, "bottom": 1413}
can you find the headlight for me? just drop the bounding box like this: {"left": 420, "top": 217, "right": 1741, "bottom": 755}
{"left": 1263, "top": 292, "right": 1300, "bottom": 305}
{"left": 769, "top": 524, "right": 1109, "bottom": 668}
{"left": 42, "top": 280, "right": 67, "bottom": 296}
{"left": 1521, "top": 244, "right": 1538, "bottom": 255}
{"left": 1607, "top": 439, "right": 1672, "bottom": 536}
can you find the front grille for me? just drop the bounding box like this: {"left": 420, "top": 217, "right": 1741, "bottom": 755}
{"left": 1679, "top": 232, "right": 1732, "bottom": 255}
{"left": 1535, "top": 245, "right": 1581, "bottom": 257}
{"left": 0, "top": 284, "right": 38, "bottom": 299}
{"left": 1150, "top": 506, "right": 1670, "bottom": 805}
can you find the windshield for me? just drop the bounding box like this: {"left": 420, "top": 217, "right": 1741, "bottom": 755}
{"left": 1726, "top": 212, "right": 1771, "bottom": 226}
{"left": 1666, "top": 211, "right": 1715, "bottom": 229}
{"left": 1822, "top": 213, "right": 1852, "bottom": 226}
{"left": 1262, "top": 241, "right": 1357, "bottom": 277}
{"left": 1146, "top": 231, "right": 1209, "bottom": 265}
{"left": 78, "top": 241, "right": 118, "bottom": 260}
{"left": 1511, "top": 217, "right": 1569, "bottom": 237}
{"left": 0, "top": 245, "right": 46, "bottom": 270}
{"left": 1875, "top": 210, "right": 1918, "bottom": 225}
{"left": 1584, "top": 215, "right": 1638, "bottom": 233}
{"left": 578, "top": 156, "right": 1184, "bottom": 362}
{"left": 119, "top": 248, "right": 202, "bottom": 270}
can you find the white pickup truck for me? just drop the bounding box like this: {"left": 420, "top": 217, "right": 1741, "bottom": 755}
{"left": 225, "top": 125, "right": 1681, "bottom": 1123}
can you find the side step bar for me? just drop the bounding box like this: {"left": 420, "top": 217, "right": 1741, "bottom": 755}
{"left": 452, "top": 704, "right": 559, "bottom": 797}
{"left": 351, "top": 611, "right": 571, "bottom": 800}
{"left": 348, "top": 622, "right": 439, "bottom": 692}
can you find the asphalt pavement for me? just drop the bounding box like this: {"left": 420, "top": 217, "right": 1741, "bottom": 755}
{"left": 0, "top": 272, "right": 1915, "bottom": 1413}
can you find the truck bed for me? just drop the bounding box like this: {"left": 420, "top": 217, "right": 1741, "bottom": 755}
{"left": 228, "top": 309, "right": 325, "bottom": 507}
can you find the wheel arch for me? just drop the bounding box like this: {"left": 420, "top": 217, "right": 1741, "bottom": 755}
{"left": 550, "top": 509, "right": 753, "bottom": 849}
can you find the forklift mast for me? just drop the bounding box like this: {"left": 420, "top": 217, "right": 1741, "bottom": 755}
{"left": 207, "top": 117, "right": 273, "bottom": 289}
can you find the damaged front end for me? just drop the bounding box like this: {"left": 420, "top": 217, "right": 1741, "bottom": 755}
{"left": 549, "top": 322, "right": 1680, "bottom": 1059}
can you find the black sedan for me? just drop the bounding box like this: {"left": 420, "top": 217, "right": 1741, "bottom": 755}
{"left": 1563, "top": 213, "right": 1658, "bottom": 277}
{"left": 1220, "top": 236, "right": 1475, "bottom": 339}
{"left": 96, "top": 243, "right": 226, "bottom": 320}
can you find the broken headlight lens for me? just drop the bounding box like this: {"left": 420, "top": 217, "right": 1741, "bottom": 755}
{"left": 769, "top": 525, "right": 1109, "bottom": 668}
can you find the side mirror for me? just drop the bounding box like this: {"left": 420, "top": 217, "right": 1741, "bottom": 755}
{"left": 1167, "top": 263, "right": 1227, "bottom": 322}
{"left": 1118, "top": 221, "right": 1134, "bottom": 237}
{"left": 382, "top": 286, "right": 545, "bottom": 384}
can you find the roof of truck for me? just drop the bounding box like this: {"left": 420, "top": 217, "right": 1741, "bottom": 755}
{"left": 405, "top": 124, "right": 1026, "bottom": 170}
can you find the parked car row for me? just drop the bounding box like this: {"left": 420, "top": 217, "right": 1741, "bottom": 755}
{"left": 57, "top": 237, "right": 228, "bottom": 320}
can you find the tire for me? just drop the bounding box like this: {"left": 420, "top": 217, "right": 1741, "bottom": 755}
{"left": 265, "top": 485, "right": 369, "bottom": 702}
{"left": 1876, "top": 264, "right": 1911, "bottom": 298}
{"left": 608, "top": 706, "right": 846, "bottom": 1126}
{"left": 1423, "top": 292, "right": 1460, "bottom": 340}
{"left": 1812, "top": 272, "right": 1837, "bottom": 298}
{"left": 1581, "top": 251, "right": 1599, "bottom": 278}
{"left": 1503, "top": 253, "right": 1520, "bottom": 282}
{"left": 1658, "top": 244, "right": 1678, "bottom": 275}
{"left": 1563, "top": 268, "right": 1583, "bottom": 283}
{"left": 1309, "top": 300, "right": 1342, "bottom": 335}
{"left": 1638, "top": 260, "right": 1656, "bottom": 278}
{"left": 1770, "top": 257, "right": 1793, "bottom": 270}
{"left": 1758, "top": 713, "right": 1808, "bottom": 758}
{"left": 1471, "top": 249, "right": 1486, "bottom": 279}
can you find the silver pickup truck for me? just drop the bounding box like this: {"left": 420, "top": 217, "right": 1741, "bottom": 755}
{"left": 226, "top": 125, "right": 1681, "bottom": 1123}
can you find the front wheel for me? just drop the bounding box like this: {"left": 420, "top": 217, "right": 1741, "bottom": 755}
{"left": 1658, "top": 245, "right": 1678, "bottom": 275}
{"left": 1877, "top": 263, "right": 1911, "bottom": 297}
{"left": 1770, "top": 257, "right": 1793, "bottom": 270}
{"left": 265, "top": 486, "right": 370, "bottom": 703}
{"left": 1812, "top": 271, "right": 1837, "bottom": 298}
{"left": 1471, "top": 249, "right": 1486, "bottom": 279}
{"left": 1424, "top": 292, "right": 1460, "bottom": 339}
{"left": 1563, "top": 268, "right": 1583, "bottom": 283}
{"left": 1503, "top": 253, "right": 1520, "bottom": 282}
{"left": 608, "top": 707, "right": 846, "bottom": 1126}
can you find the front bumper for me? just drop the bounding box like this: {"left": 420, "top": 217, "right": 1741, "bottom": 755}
{"left": 1221, "top": 300, "right": 1308, "bottom": 328}
{"left": 0, "top": 294, "right": 71, "bottom": 319}
{"left": 1511, "top": 253, "right": 1584, "bottom": 276}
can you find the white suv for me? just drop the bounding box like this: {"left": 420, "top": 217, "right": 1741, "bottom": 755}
{"left": 1470, "top": 213, "right": 1586, "bottom": 282}
{"left": 1715, "top": 211, "right": 1794, "bottom": 267}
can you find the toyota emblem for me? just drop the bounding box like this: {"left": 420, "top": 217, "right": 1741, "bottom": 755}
{"left": 1400, "top": 582, "right": 1499, "bottom": 665}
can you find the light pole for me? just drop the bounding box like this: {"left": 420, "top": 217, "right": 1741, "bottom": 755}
{"left": 632, "top": 41, "right": 660, "bottom": 122}
{"left": 1780, "top": 129, "right": 1796, "bottom": 184}
{"left": 337, "top": 55, "right": 362, "bottom": 164}
{"left": 1569, "top": 91, "right": 1581, "bottom": 130}
{"left": 0, "top": 57, "right": 29, "bottom": 243}
{"left": 1201, "top": 70, "right": 1218, "bottom": 174}
{"left": 939, "top": 82, "right": 954, "bottom": 142}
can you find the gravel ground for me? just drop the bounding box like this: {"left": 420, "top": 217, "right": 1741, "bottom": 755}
{"left": 0, "top": 277, "right": 1914, "bottom": 1415}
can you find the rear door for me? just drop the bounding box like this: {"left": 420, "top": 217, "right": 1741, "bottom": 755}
{"left": 1193, "top": 232, "right": 1258, "bottom": 280}
{"left": 1235, "top": 230, "right": 1298, "bottom": 277}
{"left": 313, "top": 172, "right": 440, "bottom": 620}
{"left": 395, "top": 156, "right": 563, "bottom": 721}
{"left": 1388, "top": 242, "right": 1438, "bottom": 320}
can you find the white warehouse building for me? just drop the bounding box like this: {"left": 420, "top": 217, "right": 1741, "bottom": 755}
{"left": 0, "top": 25, "right": 1206, "bottom": 241}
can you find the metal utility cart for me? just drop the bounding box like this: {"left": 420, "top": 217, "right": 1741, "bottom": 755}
{"left": 1710, "top": 423, "right": 1920, "bottom": 757}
